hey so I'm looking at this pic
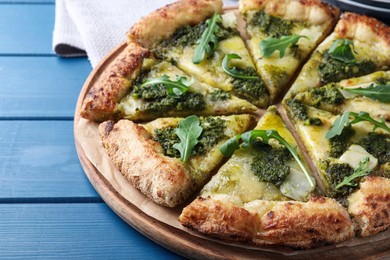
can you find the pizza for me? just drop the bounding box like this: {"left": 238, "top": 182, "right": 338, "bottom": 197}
{"left": 78, "top": 0, "right": 390, "bottom": 250}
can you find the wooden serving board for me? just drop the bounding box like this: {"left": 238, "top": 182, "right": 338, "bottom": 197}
{"left": 74, "top": 10, "right": 390, "bottom": 259}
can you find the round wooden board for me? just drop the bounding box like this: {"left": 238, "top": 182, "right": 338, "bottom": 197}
{"left": 74, "top": 13, "right": 390, "bottom": 260}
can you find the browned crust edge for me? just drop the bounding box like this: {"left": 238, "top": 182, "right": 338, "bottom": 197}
{"left": 239, "top": 0, "right": 340, "bottom": 25}
{"left": 128, "top": 0, "right": 223, "bottom": 48}
{"left": 80, "top": 43, "right": 151, "bottom": 122}
{"left": 348, "top": 176, "right": 390, "bottom": 237}
{"left": 179, "top": 196, "right": 354, "bottom": 249}
{"left": 98, "top": 120, "right": 191, "bottom": 207}
{"left": 335, "top": 12, "right": 390, "bottom": 48}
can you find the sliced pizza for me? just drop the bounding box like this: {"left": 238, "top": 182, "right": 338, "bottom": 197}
{"left": 285, "top": 71, "right": 390, "bottom": 120}
{"left": 179, "top": 107, "right": 353, "bottom": 248}
{"left": 99, "top": 114, "right": 255, "bottom": 207}
{"left": 239, "top": 0, "right": 339, "bottom": 101}
{"left": 129, "top": 0, "right": 269, "bottom": 107}
{"left": 81, "top": 43, "right": 256, "bottom": 122}
{"left": 284, "top": 104, "right": 390, "bottom": 236}
{"left": 285, "top": 12, "right": 390, "bottom": 100}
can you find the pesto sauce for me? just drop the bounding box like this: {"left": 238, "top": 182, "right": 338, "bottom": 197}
{"left": 249, "top": 11, "right": 293, "bottom": 38}
{"left": 329, "top": 126, "right": 355, "bottom": 158}
{"left": 250, "top": 142, "right": 292, "bottom": 187}
{"left": 153, "top": 21, "right": 237, "bottom": 60}
{"left": 285, "top": 99, "right": 322, "bottom": 126}
{"left": 153, "top": 117, "right": 227, "bottom": 158}
{"left": 210, "top": 89, "right": 230, "bottom": 101}
{"left": 231, "top": 67, "right": 267, "bottom": 103}
{"left": 325, "top": 162, "right": 356, "bottom": 199}
{"left": 358, "top": 132, "right": 390, "bottom": 164}
{"left": 309, "top": 84, "right": 345, "bottom": 107}
{"left": 318, "top": 52, "right": 377, "bottom": 85}
{"left": 132, "top": 80, "right": 206, "bottom": 114}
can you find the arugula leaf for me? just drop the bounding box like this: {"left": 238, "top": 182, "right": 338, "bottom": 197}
{"left": 343, "top": 83, "right": 390, "bottom": 103}
{"left": 325, "top": 112, "right": 351, "bottom": 139}
{"left": 259, "top": 35, "right": 308, "bottom": 58}
{"left": 142, "top": 75, "right": 193, "bottom": 98}
{"left": 192, "top": 12, "right": 222, "bottom": 64}
{"left": 220, "top": 129, "right": 315, "bottom": 188}
{"left": 173, "top": 115, "right": 203, "bottom": 162}
{"left": 328, "top": 39, "right": 357, "bottom": 63}
{"left": 326, "top": 111, "right": 390, "bottom": 139}
{"left": 221, "top": 54, "right": 259, "bottom": 80}
{"left": 336, "top": 157, "right": 371, "bottom": 189}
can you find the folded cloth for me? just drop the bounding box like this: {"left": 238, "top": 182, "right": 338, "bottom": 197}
{"left": 53, "top": 0, "right": 237, "bottom": 67}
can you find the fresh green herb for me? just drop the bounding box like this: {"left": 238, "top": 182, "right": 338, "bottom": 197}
{"left": 220, "top": 129, "right": 315, "bottom": 188}
{"left": 325, "top": 162, "right": 355, "bottom": 198}
{"left": 222, "top": 54, "right": 259, "bottom": 79}
{"left": 328, "top": 39, "right": 357, "bottom": 63}
{"left": 259, "top": 35, "right": 308, "bottom": 58}
{"left": 173, "top": 115, "right": 203, "bottom": 161}
{"left": 141, "top": 75, "right": 193, "bottom": 98}
{"left": 336, "top": 157, "right": 371, "bottom": 189}
{"left": 192, "top": 12, "right": 222, "bottom": 64}
{"left": 326, "top": 111, "right": 390, "bottom": 139}
{"left": 343, "top": 83, "right": 390, "bottom": 103}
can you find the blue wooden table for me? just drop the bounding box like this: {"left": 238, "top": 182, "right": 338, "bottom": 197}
{"left": 0, "top": 1, "right": 184, "bottom": 258}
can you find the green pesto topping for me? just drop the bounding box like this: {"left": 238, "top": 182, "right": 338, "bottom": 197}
{"left": 286, "top": 99, "right": 322, "bottom": 126}
{"left": 153, "top": 117, "right": 226, "bottom": 158}
{"left": 318, "top": 52, "right": 377, "bottom": 85}
{"left": 358, "top": 132, "right": 390, "bottom": 164}
{"left": 154, "top": 21, "right": 237, "bottom": 60}
{"left": 210, "top": 89, "right": 230, "bottom": 101}
{"left": 376, "top": 77, "right": 390, "bottom": 85}
{"left": 329, "top": 126, "right": 355, "bottom": 158}
{"left": 250, "top": 142, "right": 292, "bottom": 187}
{"left": 309, "top": 84, "right": 345, "bottom": 107}
{"left": 249, "top": 11, "right": 293, "bottom": 38}
{"left": 132, "top": 78, "right": 206, "bottom": 113}
{"left": 231, "top": 67, "right": 267, "bottom": 103}
{"left": 325, "top": 162, "right": 356, "bottom": 198}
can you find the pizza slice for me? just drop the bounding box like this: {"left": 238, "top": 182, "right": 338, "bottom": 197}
{"left": 179, "top": 107, "right": 353, "bottom": 248}
{"left": 99, "top": 114, "right": 255, "bottom": 207}
{"left": 284, "top": 104, "right": 390, "bottom": 236}
{"left": 285, "top": 71, "right": 390, "bottom": 121}
{"left": 129, "top": 0, "right": 269, "bottom": 107}
{"left": 81, "top": 43, "right": 256, "bottom": 122}
{"left": 285, "top": 12, "right": 390, "bottom": 100}
{"left": 239, "top": 0, "right": 339, "bottom": 101}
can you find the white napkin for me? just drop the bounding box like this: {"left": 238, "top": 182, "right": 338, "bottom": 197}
{"left": 53, "top": 0, "right": 238, "bottom": 67}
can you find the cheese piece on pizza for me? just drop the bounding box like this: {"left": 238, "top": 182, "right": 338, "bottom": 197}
{"left": 179, "top": 107, "right": 353, "bottom": 248}
{"left": 284, "top": 104, "right": 390, "bottom": 236}
{"left": 285, "top": 12, "right": 390, "bottom": 100}
{"left": 129, "top": 0, "right": 269, "bottom": 107}
{"left": 81, "top": 43, "right": 256, "bottom": 122}
{"left": 286, "top": 71, "right": 390, "bottom": 120}
{"left": 99, "top": 114, "right": 255, "bottom": 207}
{"left": 239, "top": 0, "right": 339, "bottom": 101}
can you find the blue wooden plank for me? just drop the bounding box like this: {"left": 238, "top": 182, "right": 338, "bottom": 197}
{"left": 0, "top": 57, "right": 91, "bottom": 118}
{"left": 0, "top": 203, "right": 184, "bottom": 259}
{"left": 0, "top": 4, "right": 55, "bottom": 54}
{"left": 0, "top": 120, "right": 99, "bottom": 199}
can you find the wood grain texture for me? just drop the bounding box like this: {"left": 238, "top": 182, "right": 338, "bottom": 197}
{"left": 74, "top": 40, "right": 390, "bottom": 259}
{"left": 0, "top": 4, "right": 54, "bottom": 54}
{"left": 0, "top": 120, "right": 99, "bottom": 199}
{"left": 0, "top": 57, "right": 91, "bottom": 118}
{"left": 0, "top": 203, "right": 183, "bottom": 259}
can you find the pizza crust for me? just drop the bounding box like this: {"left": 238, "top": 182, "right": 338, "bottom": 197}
{"left": 99, "top": 120, "right": 192, "bottom": 207}
{"left": 179, "top": 195, "right": 354, "bottom": 248}
{"left": 81, "top": 43, "right": 150, "bottom": 122}
{"left": 348, "top": 176, "right": 390, "bottom": 237}
{"left": 239, "top": 0, "right": 339, "bottom": 25}
{"left": 128, "top": 0, "right": 223, "bottom": 49}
